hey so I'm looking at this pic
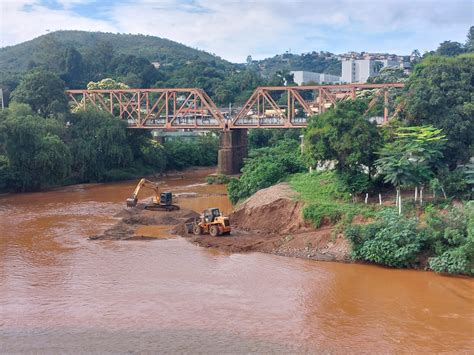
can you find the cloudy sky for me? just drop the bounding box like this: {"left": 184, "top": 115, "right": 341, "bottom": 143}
{"left": 0, "top": 0, "right": 472, "bottom": 62}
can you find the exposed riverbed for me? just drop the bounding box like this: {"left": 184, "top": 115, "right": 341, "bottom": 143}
{"left": 0, "top": 168, "right": 473, "bottom": 353}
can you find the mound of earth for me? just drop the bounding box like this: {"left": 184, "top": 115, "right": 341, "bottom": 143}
{"left": 179, "top": 183, "right": 351, "bottom": 262}
{"left": 90, "top": 204, "right": 199, "bottom": 240}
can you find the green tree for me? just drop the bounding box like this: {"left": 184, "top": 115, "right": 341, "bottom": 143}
{"left": 11, "top": 70, "right": 68, "bottom": 117}
{"left": 466, "top": 26, "right": 474, "bottom": 52}
{"left": 2, "top": 103, "right": 71, "bottom": 191}
{"left": 403, "top": 54, "right": 474, "bottom": 166}
{"left": 376, "top": 126, "right": 446, "bottom": 214}
{"left": 436, "top": 40, "right": 465, "bottom": 56}
{"left": 304, "top": 100, "right": 382, "bottom": 194}
{"left": 62, "top": 46, "right": 84, "bottom": 88}
{"left": 69, "top": 108, "right": 132, "bottom": 182}
{"left": 367, "top": 66, "right": 407, "bottom": 83}
{"left": 411, "top": 49, "right": 421, "bottom": 64}
{"left": 86, "top": 78, "right": 129, "bottom": 90}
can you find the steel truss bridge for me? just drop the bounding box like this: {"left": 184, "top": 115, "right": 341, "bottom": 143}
{"left": 66, "top": 83, "right": 404, "bottom": 130}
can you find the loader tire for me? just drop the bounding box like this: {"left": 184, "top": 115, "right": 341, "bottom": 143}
{"left": 193, "top": 224, "right": 202, "bottom": 235}
{"left": 209, "top": 225, "right": 219, "bottom": 237}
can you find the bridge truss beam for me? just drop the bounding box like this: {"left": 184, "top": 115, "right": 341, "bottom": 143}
{"left": 230, "top": 83, "right": 404, "bottom": 128}
{"left": 65, "top": 83, "right": 404, "bottom": 130}
{"left": 66, "top": 88, "right": 227, "bottom": 129}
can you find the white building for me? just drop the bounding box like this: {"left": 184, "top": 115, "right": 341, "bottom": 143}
{"left": 291, "top": 71, "right": 341, "bottom": 85}
{"left": 341, "top": 59, "right": 399, "bottom": 83}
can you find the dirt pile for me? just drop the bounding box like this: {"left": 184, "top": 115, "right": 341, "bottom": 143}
{"left": 181, "top": 183, "right": 351, "bottom": 262}
{"left": 90, "top": 204, "right": 199, "bottom": 240}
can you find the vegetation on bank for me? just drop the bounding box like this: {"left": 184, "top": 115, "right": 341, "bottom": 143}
{"left": 0, "top": 71, "right": 219, "bottom": 192}
{"left": 346, "top": 204, "right": 474, "bottom": 275}
{"left": 289, "top": 172, "right": 376, "bottom": 228}
{"left": 227, "top": 40, "right": 473, "bottom": 275}
{"left": 227, "top": 140, "right": 305, "bottom": 204}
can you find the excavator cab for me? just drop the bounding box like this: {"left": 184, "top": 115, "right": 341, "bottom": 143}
{"left": 160, "top": 192, "right": 173, "bottom": 206}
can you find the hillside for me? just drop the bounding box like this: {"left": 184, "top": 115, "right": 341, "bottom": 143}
{"left": 252, "top": 52, "right": 341, "bottom": 77}
{"left": 0, "top": 30, "right": 341, "bottom": 105}
{"left": 0, "top": 30, "right": 234, "bottom": 75}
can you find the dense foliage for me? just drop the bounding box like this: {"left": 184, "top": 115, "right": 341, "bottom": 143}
{"left": 376, "top": 126, "right": 446, "bottom": 213}
{"left": 403, "top": 54, "right": 474, "bottom": 166}
{"left": 68, "top": 109, "right": 133, "bottom": 182}
{"left": 164, "top": 135, "right": 219, "bottom": 170}
{"left": 0, "top": 103, "right": 218, "bottom": 192}
{"left": 227, "top": 140, "right": 305, "bottom": 204}
{"left": 248, "top": 128, "right": 302, "bottom": 150}
{"left": 0, "top": 31, "right": 345, "bottom": 108}
{"left": 346, "top": 209, "right": 424, "bottom": 268}
{"left": 11, "top": 70, "right": 69, "bottom": 117}
{"left": 249, "top": 51, "right": 341, "bottom": 77}
{"left": 304, "top": 100, "right": 382, "bottom": 194}
{"left": 346, "top": 203, "right": 474, "bottom": 275}
{"left": 425, "top": 204, "right": 474, "bottom": 275}
{"left": 0, "top": 103, "right": 71, "bottom": 191}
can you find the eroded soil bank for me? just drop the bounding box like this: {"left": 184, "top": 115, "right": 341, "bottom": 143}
{"left": 180, "top": 183, "right": 351, "bottom": 261}
{"left": 93, "top": 182, "right": 350, "bottom": 262}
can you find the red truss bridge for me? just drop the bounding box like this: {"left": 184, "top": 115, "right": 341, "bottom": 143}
{"left": 65, "top": 83, "right": 404, "bottom": 130}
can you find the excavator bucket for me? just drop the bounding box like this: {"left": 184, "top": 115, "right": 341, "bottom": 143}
{"left": 126, "top": 197, "right": 138, "bottom": 208}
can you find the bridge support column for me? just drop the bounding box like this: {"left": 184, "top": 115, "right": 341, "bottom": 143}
{"left": 217, "top": 129, "right": 248, "bottom": 175}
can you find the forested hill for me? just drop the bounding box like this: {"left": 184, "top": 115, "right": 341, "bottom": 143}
{"left": 0, "top": 30, "right": 234, "bottom": 74}
{"left": 251, "top": 52, "right": 341, "bottom": 77}
{"left": 0, "top": 30, "right": 339, "bottom": 106}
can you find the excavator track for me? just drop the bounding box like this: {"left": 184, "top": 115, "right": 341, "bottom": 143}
{"left": 144, "top": 204, "right": 180, "bottom": 212}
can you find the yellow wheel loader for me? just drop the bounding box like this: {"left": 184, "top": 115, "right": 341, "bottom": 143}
{"left": 190, "top": 208, "right": 231, "bottom": 236}
{"left": 126, "top": 178, "right": 179, "bottom": 211}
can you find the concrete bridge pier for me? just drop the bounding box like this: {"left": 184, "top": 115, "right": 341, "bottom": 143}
{"left": 217, "top": 129, "right": 248, "bottom": 175}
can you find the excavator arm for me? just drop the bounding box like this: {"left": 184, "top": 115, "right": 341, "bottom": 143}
{"left": 126, "top": 178, "right": 160, "bottom": 207}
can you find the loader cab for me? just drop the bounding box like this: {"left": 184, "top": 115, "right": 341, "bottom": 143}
{"left": 160, "top": 192, "right": 173, "bottom": 206}
{"left": 203, "top": 208, "right": 221, "bottom": 223}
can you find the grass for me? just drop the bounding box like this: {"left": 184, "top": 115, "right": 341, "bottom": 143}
{"left": 288, "top": 171, "right": 377, "bottom": 228}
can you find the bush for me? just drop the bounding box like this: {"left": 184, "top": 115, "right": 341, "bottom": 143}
{"left": 227, "top": 140, "right": 305, "bottom": 204}
{"left": 345, "top": 203, "right": 474, "bottom": 275}
{"left": 429, "top": 247, "right": 472, "bottom": 275}
{"left": 438, "top": 168, "right": 470, "bottom": 200}
{"left": 345, "top": 209, "right": 424, "bottom": 268}
{"left": 303, "top": 203, "right": 343, "bottom": 228}
{"left": 425, "top": 203, "right": 474, "bottom": 275}
{"left": 206, "top": 174, "right": 230, "bottom": 185}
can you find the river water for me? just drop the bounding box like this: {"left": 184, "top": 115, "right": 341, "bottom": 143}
{"left": 0, "top": 168, "right": 473, "bottom": 353}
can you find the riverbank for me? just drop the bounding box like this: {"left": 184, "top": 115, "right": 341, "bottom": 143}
{"left": 91, "top": 171, "right": 473, "bottom": 276}
{"left": 92, "top": 181, "right": 351, "bottom": 263}
{"left": 179, "top": 183, "right": 351, "bottom": 262}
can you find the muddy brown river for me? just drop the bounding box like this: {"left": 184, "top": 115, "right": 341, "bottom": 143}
{"left": 1, "top": 168, "right": 473, "bottom": 353}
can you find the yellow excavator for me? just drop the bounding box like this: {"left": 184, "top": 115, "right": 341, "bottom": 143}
{"left": 126, "top": 178, "right": 179, "bottom": 211}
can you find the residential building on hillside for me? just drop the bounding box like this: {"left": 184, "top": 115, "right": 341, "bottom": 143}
{"left": 341, "top": 58, "right": 399, "bottom": 83}
{"left": 291, "top": 71, "right": 341, "bottom": 85}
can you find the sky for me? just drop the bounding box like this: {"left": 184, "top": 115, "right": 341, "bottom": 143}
{"left": 0, "top": 0, "right": 472, "bottom": 63}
